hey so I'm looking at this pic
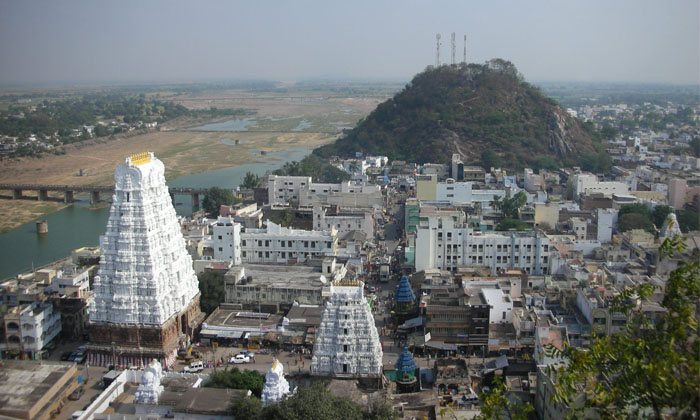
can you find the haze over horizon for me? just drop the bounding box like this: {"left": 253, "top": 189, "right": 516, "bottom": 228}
{"left": 1, "top": 0, "right": 698, "bottom": 86}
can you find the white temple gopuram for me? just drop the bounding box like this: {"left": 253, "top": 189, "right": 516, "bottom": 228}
{"left": 88, "top": 152, "right": 204, "bottom": 368}
{"left": 134, "top": 359, "right": 165, "bottom": 404}
{"left": 310, "top": 279, "right": 383, "bottom": 379}
{"left": 261, "top": 358, "right": 291, "bottom": 406}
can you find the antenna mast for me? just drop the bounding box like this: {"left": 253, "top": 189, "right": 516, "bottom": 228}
{"left": 463, "top": 35, "right": 467, "bottom": 63}
{"left": 435, "top": 34, "right": 441, "bottom": 67}
{"left": 451, "top": 32, "right": 456, "bottom": 65}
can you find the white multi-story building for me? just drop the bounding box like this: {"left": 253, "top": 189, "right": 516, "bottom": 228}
{"left": 435, "top": 180, "right": 506, "bottom": 210}
{"left": 268, "top": 175, "right": 312, "bottom": 207}
{"left": 2, "top": 301, "right": 61, "bottom": 360}
{"left": 313, "top": 206, "right": 374, "bottom": 238}
{"left": 299, "top": 181, "right": 383, "bottom": 209}
{"left": 573, "top": 173, "right": 629, "bottom": 198}
{"left": 212, "top": 217, "right": 242, "bottom": 265}
{"left": 45, "top": 264, "right": 90, "bottom": 297}
{"left": 242, "top": 222, "right": 337, "bottom": 264}
{"left": 523, "top": 168, "right": 545, "bottom": 192}
{"left": 211, "top": 217, "right": 338, "bottom": 264}
{"left": 415, "top": 216, "right": 549, "bottom": 275}
{"left": 596, "top": 208, "right": 617, "bottom": 243}
{"left": 464, "top": 283, "right": 514, "bottom": 325}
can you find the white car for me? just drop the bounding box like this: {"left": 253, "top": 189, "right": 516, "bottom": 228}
{"left": 230, "top": 354, "right": 250, "bottom": 364}
{"left": 183, "top": 361, "right": 204, "bottom": 373}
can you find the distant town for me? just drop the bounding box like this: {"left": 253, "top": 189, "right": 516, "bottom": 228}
{"left": 0, "top": 85, "right": 698, "bottom": 420}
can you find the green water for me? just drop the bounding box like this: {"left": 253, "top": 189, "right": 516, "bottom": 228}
{"left": 0, "top": 145, "right": 312, "bottom": 280}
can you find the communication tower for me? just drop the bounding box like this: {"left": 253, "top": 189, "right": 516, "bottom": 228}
{"left": 451, "top": 32, "right": 456, "bottom": 65}
{"left": 435, "top": 34, "right": 441, "bottom": 67}
{"left": 463, "top": 35, "right": 467, "bottom": 63}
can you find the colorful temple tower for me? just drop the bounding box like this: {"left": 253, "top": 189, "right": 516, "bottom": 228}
{"left": 394, "top": 347, "right": 419, "bottom": 393}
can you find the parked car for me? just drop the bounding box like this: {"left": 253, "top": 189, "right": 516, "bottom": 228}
{"left": 238, "top": 350, "right": 255, "bottom": 358}
{"left": 183, "top": 361, "right": 204, "bottom": 373}
{"left": 68, "top": 387, "right": 84, "bottom": 401}
{"left": 230, "top": 354, "right": 250, "bottom": 364}
{"left": 73, "top": 352, "right": 87, "bottom": 364}
{"left": 61, "top": 351, "right": 73, "bottom": 361}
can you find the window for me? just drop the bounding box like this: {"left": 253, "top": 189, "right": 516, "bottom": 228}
{"left": 242, "top": 240, "right": 246, "bottom": 246}
{"left": 218, "top": 247, "right": 223, "bottom": 252}
{"left": 265, "top": 240, "right": 270, "bottom": 247}
{"left": 344, "top": 345, "right": 348, "bottom": 352}
{"left": 218, "top": 235, "right": 222, "bottom": 240}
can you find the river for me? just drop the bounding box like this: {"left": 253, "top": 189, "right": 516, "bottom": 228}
{"left": 0, "top": 144, "right": 313, "bottom": 280}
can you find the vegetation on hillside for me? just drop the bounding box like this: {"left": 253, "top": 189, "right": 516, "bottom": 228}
{"left": 314, "top": 60, "right": 596, "bottom": 170}
{"left": 272, "top": 154, "right": 350, "bottom": 183}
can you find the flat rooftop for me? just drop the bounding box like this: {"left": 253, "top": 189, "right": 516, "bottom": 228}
{"left": 0, "top": 360, "right": 76, "bottom": 418}
{"left": 285, "top": 304, "right": 323, "bottom": 327}
{"left": 159, "top": 388, "right": 245, "bottom": 415}
{"left": 204, "top": 307, "right": 283, "bottom": 329}
{"left": 228, "top": 265, "right": 328, "bottom": 290}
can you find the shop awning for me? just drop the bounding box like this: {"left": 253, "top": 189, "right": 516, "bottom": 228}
{"left": 218, "top": 331, "right": 244, "bottom": 339}
{"left": 425, "top": 341, "right": 458, "bottom": 351}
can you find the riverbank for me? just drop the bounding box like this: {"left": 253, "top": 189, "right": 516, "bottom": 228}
{"left": 0, "top": 128, "right": 337, "bottom": 229}
{"left": 0, "top": 199, "right": 71, "bottom": 234}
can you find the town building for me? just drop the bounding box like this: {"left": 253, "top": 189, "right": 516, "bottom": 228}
{"left": 1, "top": 301, "right": 61, "bottom": 360}
{"left": 415, "top": 215, "right": 550, "bottom": 275}
{"left": 422, "top": 285, "right": 490, "bottom": 349}
{"left": 223, "top": 258, "right": 346, "bottom": 309}
{"left": 313, "top": 205, "right": 375, "bottom": 239}
{"left": 210, "top": 218, "right": 338, "bottom": 264}
{"left": 0, "top": 360, "right": 79, "bottom": 420}
{"left": 88, "top": 152, "right": 204, "bottom": 368}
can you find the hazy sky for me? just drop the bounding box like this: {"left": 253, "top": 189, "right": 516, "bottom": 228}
{"left": 1, "top": 0, "right": 698, "bottom": 85}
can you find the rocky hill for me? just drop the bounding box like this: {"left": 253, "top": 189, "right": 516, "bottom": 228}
{"left": 314, "top": 60, "right": 597, "bottom": 170}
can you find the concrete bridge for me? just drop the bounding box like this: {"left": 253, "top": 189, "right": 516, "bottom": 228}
{"left": 0, "top": 184, "right": 208, "bottom": 205}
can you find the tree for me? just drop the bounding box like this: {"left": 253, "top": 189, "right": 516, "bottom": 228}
{"left": 491, "top": 191, "right": 527, "bottom": 219}
{"left": 197, "top": 270, "right": 225, "bottom": 315}
{"left": 229, "top": 395, "right": 263, "bottom": 420}
{"left": 476, "top": 376, "right": 534, "bottom": 420}
{"left": 202, "top": 186, "right": 235, "bottom": 216}
{"left": 495, "top": 218, "right": 530, "bottom": 231}
{"left": 228, "top": 382, "right": 399, "bottom": 420}
{"left": 651, "top": 205, "right": 673, "bottom": 229}
{"left": 617, "top": 213, "right": 655, "bottom": 233}
{"left": 549, "top": 237, "right": 700, "bottom": 419}
{"left": 241, "top": 171, "right": 262, "bottom": 189}
{"left": 481, "top": 150, "right": 502, "bottom": 171}
{"left": 207, "top": 368, "right": 265, "bottom": 397}
{"left": 619, "top": 203, "right": 651, "bottom": 218}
